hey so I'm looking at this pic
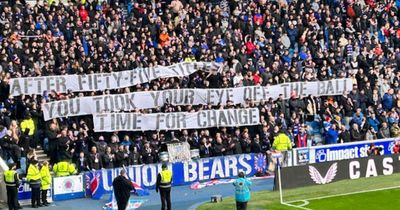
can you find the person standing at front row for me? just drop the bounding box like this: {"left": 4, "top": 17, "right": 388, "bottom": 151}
{"left": 4, "top": 163, "right": 21, "bottom": 210}
{"left": 40, "top": 161, "right": 52, "bottom": 206}
{"left": 112, "top": 169, "right": 135, "bottom": 210}
{"left": 156, "top": 163, "right": 172, "bottom": 210}
{"left": 27, "top": 159, "right": 41, "bottom": 208}
{"left": 233, "top": 171, "right": 252, "bottom": 210}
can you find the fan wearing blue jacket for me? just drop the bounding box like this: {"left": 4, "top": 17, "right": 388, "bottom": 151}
{"left": 233, "top": 171, "right": 252, "bottom": 210}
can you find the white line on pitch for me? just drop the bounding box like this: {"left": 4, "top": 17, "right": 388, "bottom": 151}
{"left": 287, "top": 185, "right": 400, "bottom": 204}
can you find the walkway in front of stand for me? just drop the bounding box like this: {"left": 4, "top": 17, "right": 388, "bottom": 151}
{"left": 16, "top": 178, "right": 273, "bottom": 210}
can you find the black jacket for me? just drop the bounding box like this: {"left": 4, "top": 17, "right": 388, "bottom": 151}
{"left": 112, "top": 175, "right": 135, "bottom": 204}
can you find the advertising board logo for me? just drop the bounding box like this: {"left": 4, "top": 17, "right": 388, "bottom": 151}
{"left": 309, "top": 162, "right": 337, "bottom": 184}
{"left": 62, "top": 178, "right": 74, "bottom": 192}
{"left": 316, "top": 149, "right": 327, "bottom": 162}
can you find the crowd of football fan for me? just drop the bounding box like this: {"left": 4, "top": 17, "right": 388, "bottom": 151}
{"left": 1, "top": 0, "right": 400, "bottom": 174}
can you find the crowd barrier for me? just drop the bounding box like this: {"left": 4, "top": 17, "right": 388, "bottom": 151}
{"left": 1, "top": 153, "right": 268, "bottom": 203}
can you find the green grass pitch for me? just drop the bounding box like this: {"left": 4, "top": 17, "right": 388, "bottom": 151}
{"left": 197, "top": 173, "right": 400, "bottom": 210}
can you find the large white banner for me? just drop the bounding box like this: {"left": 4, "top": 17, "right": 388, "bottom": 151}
{"left": 9, "top": 62, "right": 220, "bottom": 96}
{"left": 93, "top": 108, "right": 260, "bottom": 132}
{"left": 42, "top": 79, "right": 352, "bottom": 120}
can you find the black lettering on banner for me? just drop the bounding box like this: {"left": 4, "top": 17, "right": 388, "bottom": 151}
{"left": 150, "top": 92, "right": 160, "bottom": 107}
{"left": 218, "top": 110, "right": 228, "bottom": 126}
{"left": 238, "top": 109, "right": 248, "bottom": 125}
{"left": 95, "top": 114, "right": 106, "bottom": 131}
{"left": 103, "top": 95, "right": 114, "bottom": 112}
{"left": 326, "top": 80, "right": 334, "bottom": 95}
{"left": 227, "top": 88, "right": 234, "bottom": 101}
{"left": 10, "top": 79, "right": 22, "bottom": 95}
{"left": 112, "top": 72, "right": 123, "bottom": 87}
{"left": 167, "top": 65, "right": 179, "bottom": 76}
{"left": 280, "top": 84, "right": 290, "bottom": 99}
{"left": 243, "top": 87, "right": 251, "bottom": 101}
{"left": 103, "top": 73, "right": 111, "bottom": 89}
{"left": 156, "top": 114, "right": 165, "bottom": 130}
{"left": 318, "top": 81, "right": 325, "bottom": 95}
{"left": 153, "top": 66, "right": 161, "bottom": 77}
{"left": 162, "top": 90, "right": 173, "bottom": 105}
{"left": 173, "top": 90, "right": 184, "bottom": 104}
{"left": 47, "top": 77, "right": 57, "bottom": 92}
{"left": 253, "top": 86, "right": 264, "bottom": 101}
{"left": 165, "top": 113, "right": 176, "bottom": 129}
{"left": 57, "top": 100, "right": 69, "bottom": 117}
{"left": 136, "top": 113, "right": 142, "bottom": 130}
{"left": 137, "top": 68, "right": 147, "bottom": 84}
{"left": 125, "top": 94, "right": 136, "bottom": 110}
{"left": 24, "top": 78, "right": 33, "bottom": 95}
{"left": 185, "top": 90, "right": 195, "bottom": 104}
{"left": 110, "top": 114, "right": 116, "bottom": 130}
{"left": 178, "top": 113, "right": 186, "bottom": 129}
{"left": 114, "top": 95, "right": 125, "bottom": 111}
{"left": 87, "top": 74, "right": 93, "bottom": 90}
{"left": 56, "top": 77, "right": 67, "bottom": 93}
{"left": 92, "top": 97, "right": 103, "bottom": 112}
{"left": 227, "top": 109, "right": 238, "bottom": 124}
{"left": 290, "top": 82, "right": 299, "bottom": 96}
{"left": 24, "top": 78, "right": 33, "bottom": 94}
{"left": 42, "top": 103, "right": 55, "bottom": 119}
{"left": 250, "top": 108, "right": 259, "bottom": 124}
{"left": 342, "top": 79, "right": 347, "bottom": 93}
{"left": 214, "top": 89, "right": 224, "bottom": 104}
{"left": 207, "top": 90, "right": 213, "bottom": 105}
{"left": 78, "top": 75, "right": 87, "bottom": 91}
{"left": 336, "top": 79, "right": 340, "bottom": 93}
{"left": 129, "top": 70, "right": 137, "bottom": 85}
{"left": 34, "top": 77, "right": 45, "bottom": 94}
{"left": 117, "top": 114, "right": 131, "bottom": 130}
{"left": 92, "top": 74, "right": 99, "bottom": 90}
{"left": 208, "top": 110, "right": 217, "bottom": 127}
{"left": 197, "top": 111, "right": 206, "bottom": 127}
{"left": 69, "top": 98, "right": 80, "bottom": 115}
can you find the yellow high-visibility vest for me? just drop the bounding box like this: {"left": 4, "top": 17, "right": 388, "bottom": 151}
{"left": 160, "top": 170, "right": 172, "bottom": 187}
{"left": 4, "top": 170, "right": 18, "bottom": 186}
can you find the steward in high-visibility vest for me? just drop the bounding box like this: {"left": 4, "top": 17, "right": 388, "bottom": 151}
{"left": 156, "top": 163, "right": 172, "bottom": 210}
{"left": 27, "top": 160, "right": 42, "bottom": 207}
{"left": 4, "top": 163, "right": 20, "bottom": 210}
{"left": 53, "top": 160, "right": 77, "bottom": 177}
{"left": 40, "top": 161, "right": 52, "bottom": 206}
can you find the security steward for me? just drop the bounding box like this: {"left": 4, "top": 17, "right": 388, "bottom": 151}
{"left": 27, "top": 159, "right": 41, "bottom": 208}
{"left": 53, "top": 159, "right": 77, "bottom": 177}
{"left": 4, "top": 163, "right": 21, "bottom": 210}
{"left": 156, "top": 163, "right": 172, "bottom": 210}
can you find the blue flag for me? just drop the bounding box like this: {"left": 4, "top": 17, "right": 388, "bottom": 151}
{"left": 85, "top": 171, "right": 104, "bottom": 200}
{"left": 82, "top": 37, "right": 89, "bottom": 56}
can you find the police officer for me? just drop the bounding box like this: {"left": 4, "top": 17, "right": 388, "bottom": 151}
{"left": 53, "top": 159, "right": 77, "bottom": 177}
{"left": 27, "top": 159, "right": 41, "bottom": 208}
{"left": 233, "top": 171, "right": 252, "bottom": 210}
{"left": 156, "top": 163, "right": 172, "bottom": 210}
{"left": 4, "top": 163, "right": 21, "bottom": 210}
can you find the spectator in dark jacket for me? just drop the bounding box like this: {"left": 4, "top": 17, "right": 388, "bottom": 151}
{"left": 350, "top": 124, "right": 364, "bottom": 141}
{"left": 88, "top": 146, "right": 103, "bottom": 170}
{"left": 382, "top": 89, "right": 394, "bottom": 111}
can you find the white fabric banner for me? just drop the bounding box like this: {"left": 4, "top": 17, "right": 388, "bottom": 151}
{"left": 42, "top": 78, "right": 352, "bottom": 120}
{"left": 167, "top": 142, "right": 192, "bottom": 163}
{"left": 93, "top": 108, "right": 260, "bottom": 132}
{"left": 9, "top": 62, "right": 220, "bottom": 96}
